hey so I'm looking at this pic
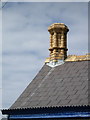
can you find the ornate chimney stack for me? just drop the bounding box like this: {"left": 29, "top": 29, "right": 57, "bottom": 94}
{"left": 48, "top": 23, "right": 69, "bottom": 62}
{"left": 45, "top": 23, "right": 90, "bottom": 67}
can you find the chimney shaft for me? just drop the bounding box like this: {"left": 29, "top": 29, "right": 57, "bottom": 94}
{"left": 48, "top": 23, "right": 69, "bottom": 62}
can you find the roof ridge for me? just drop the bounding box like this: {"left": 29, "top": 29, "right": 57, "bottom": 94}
{"left": 65, "top": 54, "right": 90, "bottom": 62}
{"left": 28, "top": 67, "right": 55, "bottom": 98}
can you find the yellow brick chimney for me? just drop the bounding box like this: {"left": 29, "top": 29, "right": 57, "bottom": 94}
{"left": 45, "top": 23, "right": 69, "bottom": 64}
{"left": 45, "top": 23, "right": 90, "bottom": 66}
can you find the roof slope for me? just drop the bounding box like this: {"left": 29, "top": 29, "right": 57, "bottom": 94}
{"left": 10, "top": 61, "right": 90, "bottom": 109}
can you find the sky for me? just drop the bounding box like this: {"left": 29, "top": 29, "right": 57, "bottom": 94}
{"left": 0, "top": 1, "right": 88, "bottom": 118}
{"left": 0, "top": 1, "right": 2, "bottom": 119}
{"left": 1, "top": 0, "right": 89, "bottom": 2}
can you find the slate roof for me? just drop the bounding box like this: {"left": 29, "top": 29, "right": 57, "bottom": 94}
{"left": 10, "top": 60, "right": 90, "bottom": 109}
{"left": 1, "top": 118, "right": 7, "bottom": 120}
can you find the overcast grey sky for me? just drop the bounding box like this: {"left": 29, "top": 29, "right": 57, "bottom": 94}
{"left": 2, "top": 2, "right": 88, "bottom": 113}
{"left": 1, "top": 0, "right": 89, "bottom": 2}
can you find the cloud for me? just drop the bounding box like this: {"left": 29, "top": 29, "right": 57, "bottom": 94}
{"left": 1, "top": 0, "right": 89, "bottom": 2}
{"left": 2, "top": 2, "right": 88, "bottom": 109}
{"left": 0, "top": 6, "right": 2, "bottom": 120}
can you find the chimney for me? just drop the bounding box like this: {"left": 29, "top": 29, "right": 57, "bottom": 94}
{"left": 48, "top": 23, "right": 69, "bottom": 63}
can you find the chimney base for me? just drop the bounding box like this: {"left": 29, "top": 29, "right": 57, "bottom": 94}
{"left": 45, "top": 58, "right": 64, "bottom": 67}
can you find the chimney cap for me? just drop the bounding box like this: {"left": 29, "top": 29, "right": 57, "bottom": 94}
{"left": 48, "top": 23, "right": 69, "bottom": 33}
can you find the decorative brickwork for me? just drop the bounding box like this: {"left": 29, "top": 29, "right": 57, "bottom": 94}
{"left": 65, "top": 54, "right": 90, "bottom": 61}
{"left": 48, "top": 23, "right": 69, "bottom": 62}
{"left": 45, "top": 23, "right": 90, "bottom": 64}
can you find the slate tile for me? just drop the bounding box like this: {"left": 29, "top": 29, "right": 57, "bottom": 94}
{"left": 10, "top": 61, "right": 89, "bottom": 109}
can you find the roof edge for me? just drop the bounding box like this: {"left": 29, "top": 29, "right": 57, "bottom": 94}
{"left": 2, "top": 105, "right": 90, "bottom": 115}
